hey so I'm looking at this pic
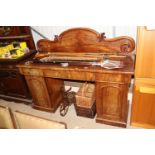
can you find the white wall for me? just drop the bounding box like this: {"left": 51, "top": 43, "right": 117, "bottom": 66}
{"left": 31, "top": 26, "right": 137, "bottom": 46}
{"left": 114, "top": 26, "right": 137, "bottom": 41}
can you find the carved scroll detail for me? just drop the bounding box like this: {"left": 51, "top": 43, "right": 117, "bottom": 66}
{"left": 37, "top": 27, "right": 135, "bottom": 54}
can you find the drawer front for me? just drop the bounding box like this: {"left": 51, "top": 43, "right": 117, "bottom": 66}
{"left": 131, "top": 83, "right": 155, "bottom": 128}
{"left": 44, "top": 70, "right": 95, "bottom": 81}
{"left": 22, "top": 68, "right": 43, "bottom": 76}
{"left": 95, "top": 73, "right": 131, "bottom": 83}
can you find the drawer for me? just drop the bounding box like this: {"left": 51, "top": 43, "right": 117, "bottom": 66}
{"left": 95, "top": 73, "right": 131, "bottom": 83}
{"left": 22, "top": 68, "right": 43, "bottom": 76}
{"left": 44, "top": 69, "right": 95, "bottom": 81}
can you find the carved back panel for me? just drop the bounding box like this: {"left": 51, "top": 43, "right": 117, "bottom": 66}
{"left": 37, "top": 27, "right": 135, "bottom": 54}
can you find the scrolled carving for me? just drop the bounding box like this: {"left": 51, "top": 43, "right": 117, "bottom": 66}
{"left": 120, "top": 43, "right": 132, "bottom": 53}
{"left": 36, "top": 27, "right": 135, "bottom": 54}
{"left": 99, "top": 32, "right": 106, "bottom": 41}
{"left": 54, "top": 35, "right": 59, "bottom": 41}
{"left": 119, "top": 36, "right": 135, "bottom": 53}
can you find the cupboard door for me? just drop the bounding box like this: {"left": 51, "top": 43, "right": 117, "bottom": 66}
{"left": 0, "top": 77, "right": 6, "bottom": 94}
{"left": 96, "top": 82, "right": 129, "bottom": 127}
{"left": 25, "top": 75, "right": 52, "bottom": 111}
{"left": 45, "top": 78, "right": 63, "bottom": 112}
{"left": 131, "top": 85, "right": 155, "bottom": 128}
{"left": 2, "top": 71, "right": 30, "bottom": 98}
{"left": 0, "top": 70, "right": 30, "bottom": 98}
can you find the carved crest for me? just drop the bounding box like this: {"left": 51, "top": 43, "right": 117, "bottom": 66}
{"left": 37, "top": 27, "right": 135, "bottom": 54}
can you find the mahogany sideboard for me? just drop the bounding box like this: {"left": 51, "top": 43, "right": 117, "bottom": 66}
{"left": 17, "top": 28, "right": 135, "bottom": 127}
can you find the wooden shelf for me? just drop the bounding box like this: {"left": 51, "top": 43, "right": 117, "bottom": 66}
{"left": 0, "top": 26, "right": 36, "bottom": 102}
{"left": 0, "top": 35, "right": 31, "bottom": 40}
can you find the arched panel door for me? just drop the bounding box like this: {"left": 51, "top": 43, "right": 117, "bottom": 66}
{"left": 96, "top": 82, "right": 129, "bottom": 127}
